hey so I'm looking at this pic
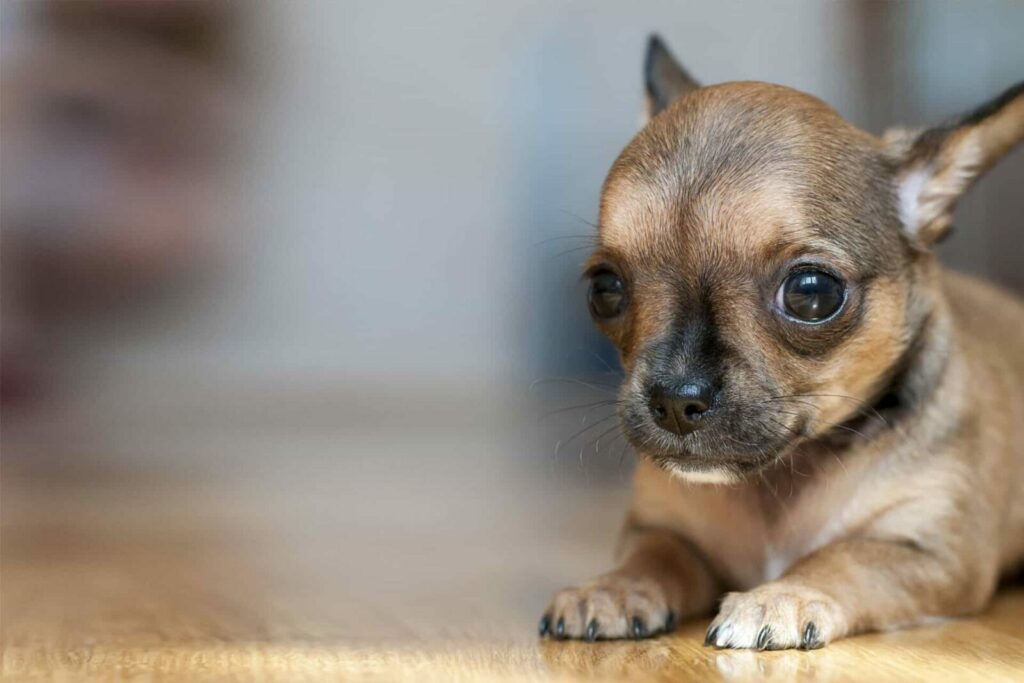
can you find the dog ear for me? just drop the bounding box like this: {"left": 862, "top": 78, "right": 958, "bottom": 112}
{"left": 644, "top": 34, "right": 699, "bottom": 119}
{"left": 887, "top": 81, "right": 1024, "bottom": 247}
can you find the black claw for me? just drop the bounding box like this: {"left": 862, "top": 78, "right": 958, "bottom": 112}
{"left": 704, "top": 624, "right": 719, "bottom": 647}
{"left": 756, "top": 625, "right": 773, "bottom": 651}
{"left": 555, "top": 617, "right": 566, "bottom": 639}
{"left": 631, "top": 616, "right": 647, "bottom": 640}
{"left": 665, "top": 610, "right": 677, "bottom": 633}
{"left": 801, "top": 622, "right": 823, "bottom": 650}
{"left": 586, "top": 619, "right": 599, "bottom": 642}
{"left": 538, "top": 614, "right": 551, "bottom": 637}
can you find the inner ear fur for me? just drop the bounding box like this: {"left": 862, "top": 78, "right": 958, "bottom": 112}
{"left": 888, "top": 81, "right": 1024, "bottom": 247}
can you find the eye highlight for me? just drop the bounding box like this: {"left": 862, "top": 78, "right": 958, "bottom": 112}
{"left": 777, "top": 270, "right": 845, "bottom": 322}
{"left": 588, "top": 270, "right": 627, "bottom": 319}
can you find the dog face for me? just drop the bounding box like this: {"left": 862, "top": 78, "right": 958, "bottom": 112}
{"left": 588, "top": 38, "right": 1024, "bottom": 481}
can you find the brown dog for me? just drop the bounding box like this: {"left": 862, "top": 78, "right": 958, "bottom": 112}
{"left": 540, "top": 36, "right": 1024, "bottom": 650}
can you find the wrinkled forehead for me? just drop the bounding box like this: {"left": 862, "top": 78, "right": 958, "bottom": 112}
{"left": 595, "top": 84, "right": 891, "bottom": 274}
{"left": 599, "top": 172, "right": 820, "bottom": 267}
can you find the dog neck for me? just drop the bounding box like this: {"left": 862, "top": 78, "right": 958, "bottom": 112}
{"left": 827, "top": 310, "right": 947, "bottom": 446}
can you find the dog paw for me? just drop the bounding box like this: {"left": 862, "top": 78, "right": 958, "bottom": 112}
{"left": 539, "top": 575, "right": 676, "bottom": 641}
{"left": 705, "top": 583, "right": 847, "bottom": 650}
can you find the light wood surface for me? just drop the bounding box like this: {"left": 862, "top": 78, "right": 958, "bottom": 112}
{"left": 3, "top": 396, "right": 1023, "bottom": 682}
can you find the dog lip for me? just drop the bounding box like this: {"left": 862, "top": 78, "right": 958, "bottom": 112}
{"left": 622, "top": 400, "right": 808, "bottom": 464}
{"left": 628, "top": 426, "right": 797, "bottom": 468}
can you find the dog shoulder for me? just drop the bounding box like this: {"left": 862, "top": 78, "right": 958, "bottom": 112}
{"left": 942, "top": 269, "right": 1024, "bottom": 386}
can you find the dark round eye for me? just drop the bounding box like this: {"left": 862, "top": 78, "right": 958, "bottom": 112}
{"left": 778, "top": 270, "right": 845, "bottom": 322}
{"left": 588, "top": 270, "right": 627, "bottom": 319}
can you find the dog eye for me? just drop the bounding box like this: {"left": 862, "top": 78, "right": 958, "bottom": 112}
{"left": 588, "top": 270, "right": 627, "bottom": 319}
{"left": 778, "top": 270, "right": 844, "bottom": 322}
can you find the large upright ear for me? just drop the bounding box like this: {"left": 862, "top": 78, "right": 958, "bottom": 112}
{"left": 644, "top": 34, "right": 700, "bottom": 119}
{"left": 887, "top": 81, "right": 1024, "bottom": 247}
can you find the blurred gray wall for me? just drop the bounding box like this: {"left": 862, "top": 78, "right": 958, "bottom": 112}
{"left": 856, "top": 1, "right": 1024, "bottom": 292}
{"left": 35, "top": 0, "right": 1023, "bottom": 395}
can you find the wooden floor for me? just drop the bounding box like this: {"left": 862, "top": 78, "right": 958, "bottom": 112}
{"left": 3, "top": 391, "right": 1023, "bottom": 682}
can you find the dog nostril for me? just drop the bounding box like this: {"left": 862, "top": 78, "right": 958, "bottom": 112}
{"left": 681, "top": 397, "right": 710, "bottom": 420}
{"left": 649, "top": 393, "right": 671, "bottom": 424}
{"left": 683, "top": 402, "right": 705, "bottom": 419}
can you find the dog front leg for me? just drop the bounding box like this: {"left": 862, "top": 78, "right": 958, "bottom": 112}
{"left": 540, "top": 521, "right": 719, "bottom": 641}
{"left": 706, "top": 536, "right": 995, "bottom": 650}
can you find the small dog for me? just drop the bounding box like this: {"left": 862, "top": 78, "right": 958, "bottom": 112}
{"left": 540, "top": 36, "right": 1024, "bottom": 649}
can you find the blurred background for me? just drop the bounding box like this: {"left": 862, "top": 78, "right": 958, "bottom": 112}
{"left": 2, "top": 0, "right": 1023, "bottom": 667}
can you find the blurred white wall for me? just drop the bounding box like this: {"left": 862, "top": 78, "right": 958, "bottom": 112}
{"left": 72, "top": 0, "right": 872, "bottom": 390}
{"left": 14, "top": 0, "right": 1018, "bottom": 400}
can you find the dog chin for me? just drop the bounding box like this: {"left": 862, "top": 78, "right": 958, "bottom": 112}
{"left": 660, "top": 461, "right": 741, "bottom": 486}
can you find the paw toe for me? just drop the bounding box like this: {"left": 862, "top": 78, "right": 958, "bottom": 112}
{"left": 541, "top": 576, "right": 674, "bottom": 641}
{"left": 631, "top": 616, "right": 648, "bottom": 640}
{"left": 801, "top": 621, "right": 824, "bottom": 650}
{"left": 705, "top": 584, "right": 845, "bottom": 650}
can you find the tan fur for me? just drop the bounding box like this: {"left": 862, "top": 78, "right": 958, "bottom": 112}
{"left": 807, "top": 275, "right": 909, "bottom": 430}
{"left": 542, "top": 50, "right": 1024, "bottom": 649}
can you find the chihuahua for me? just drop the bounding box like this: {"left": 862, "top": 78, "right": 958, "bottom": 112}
{"left": 540, "top": 36, "right": 1024, "bottom": 649}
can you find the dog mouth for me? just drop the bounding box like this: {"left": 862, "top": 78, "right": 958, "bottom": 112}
{"left": 620, "top": 402, "right": 809, "bottom": 475}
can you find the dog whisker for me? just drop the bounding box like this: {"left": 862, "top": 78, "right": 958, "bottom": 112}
{"left": 549, "top": 244, "right": 601, "bottom": 260}
{"left": 554, "top": 412, "right": 620, "bottom": 458}
{"left": 529, "top": 377, "right": 620, "bottom": 394}
{"left": 532, "top": 233, "right": 599, "bottom": 248}
{"left": 539, "top": 399, "right": 619, "bottom": 421}
{"left": 573, "top": 346, "right": 622, "bottom": 377}
{"left": 557, "top": 208, "right": 600, "bottom": 230}
{"left": 768, "top": 393, "right": 890, "bottom": 428}
{"left": 585, "top": 423, "right": 624, "bottom": 457}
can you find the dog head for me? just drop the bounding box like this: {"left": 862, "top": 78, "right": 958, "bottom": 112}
{"left": 587, "top": 36, "right": 1024, "bottom": 483}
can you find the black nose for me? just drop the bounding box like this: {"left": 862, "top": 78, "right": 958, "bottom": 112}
{"left": 648, "top": 381, "right": 714, "bottom": 436}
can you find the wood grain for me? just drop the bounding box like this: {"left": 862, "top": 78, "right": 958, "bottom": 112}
{"left": 2, "top": 405, "right": 1022, "bottom": 682}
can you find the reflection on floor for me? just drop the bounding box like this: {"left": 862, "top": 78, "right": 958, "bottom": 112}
{"left": 3, "top": 386, "right": 1022, "bottom": 682}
